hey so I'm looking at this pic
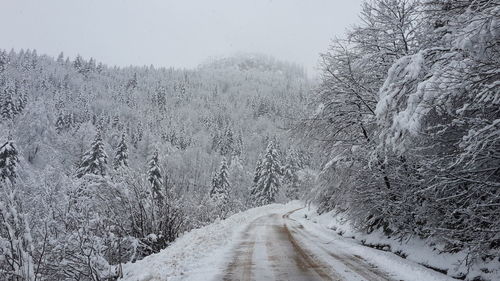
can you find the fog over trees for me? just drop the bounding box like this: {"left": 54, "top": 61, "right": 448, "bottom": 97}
{"left": 0, "top": 0, "right": 498, "bottom": 280}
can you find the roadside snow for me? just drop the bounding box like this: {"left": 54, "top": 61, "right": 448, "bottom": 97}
{"left": 293, "top": 206, "right": 500, "bottom": 281}
{"left": 120, "top": 202, "right": 300, "bottom": 281}
{"left": 121, "top": 202, "right": 498, "bottom": 281}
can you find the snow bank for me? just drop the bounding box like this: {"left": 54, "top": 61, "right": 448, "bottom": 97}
{"left": 120, "top": 202, "right": 299, "bottom": 281}
{"left": 295, "top": 206, "right": 500, "bottom": 281}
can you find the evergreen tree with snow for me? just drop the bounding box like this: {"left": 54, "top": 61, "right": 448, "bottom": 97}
{"left": 1, "top": 82, "right": 16, "bottom": 121}
{"left": 248, "top": 156, "right": 262, "bottom": 206}
{"left": 252, "top": 157, "right": 262, "bottom": 186}
{"left": 219, "top": 127, "right": 234, "bottom": 157}
{"left": 15, "top": 90, "right": 27, "bottom": 114}
{"left": 0, "top": 50, "right": 8, "bottom": 73}
{"left": 73, "top": 54, "right": 84, "bottom": 72}
{"left": 251, "top": 142, "right": 282, "bottom": 206}
{"left": 76, "top": 131, "right": 108, "bottom": 178}
{"left": 55, "top": 112, "right": 65, "bottom": 134}
{"left": 56, "top": 51, "right": 65, "bottom": 64}
{"left": 147, "top": 149, "right": 163, "bottom": 201}
{"left": 283, "top": 149, "right": 302, "bottom": 200}
{"left": 210, "top": 157, "right": 230, "bottom": 205}
{"left": 0, "top": 140, "right": 19, "bottom": 182}
{"left": 113, "top": 133, "right": 129, "bottom": 169}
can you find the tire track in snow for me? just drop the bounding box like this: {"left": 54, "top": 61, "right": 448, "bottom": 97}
{"left": 222, "top": 207, "right": 396, "bottom": 281}
{"left": 223, "top": 208, "right": 339, "bottom": 281}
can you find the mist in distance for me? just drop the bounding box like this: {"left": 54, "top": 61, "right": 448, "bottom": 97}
{"left": 0, "top": 0, "right": 363, "bottom": 74}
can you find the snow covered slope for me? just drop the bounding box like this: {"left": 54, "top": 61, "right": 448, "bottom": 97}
{"left": 294, "top": 207, "right": 500, "bottom": 281}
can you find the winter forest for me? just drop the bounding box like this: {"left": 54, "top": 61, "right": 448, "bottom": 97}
{"left": 0, "top": 0, "right": 499, "bottom": 281}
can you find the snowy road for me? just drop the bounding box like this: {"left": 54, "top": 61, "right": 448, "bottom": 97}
{"left": 121, "top": 203, "right": 457, "bottom": 281}
{"left": 222, "top": 208, "right": 394, "bottom": 281}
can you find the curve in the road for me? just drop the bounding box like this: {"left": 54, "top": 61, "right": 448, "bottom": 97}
{"left": 222, "top": 208, "right": 395, "bottom": 281}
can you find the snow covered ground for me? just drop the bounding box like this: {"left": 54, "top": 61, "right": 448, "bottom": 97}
{"left": 295, "top": 206, "right": 500, "bottom": 281}
{"left": 121, "top": 201, "right": 498, "bottom": 281}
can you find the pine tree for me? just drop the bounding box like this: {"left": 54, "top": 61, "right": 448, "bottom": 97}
{"left": 30, "top": 49, "right": 38, "bottom": 70}
{"left": 76, "top": 131, "right": 108, "bottom": 178}
{"left": 219, "top": 127, "right": 234, "bottom": 157}
{"left": 210, "top": 157, "right": 230, "bottom": 204}
{"left": 147, "top": 149, "right": 163, "bottom": 201}
{"left": 126, "top": 73, "right": 138, "bottom": 90}
{"left": 96, "top": 62, "right": 104, "bottom": 73}
{"left": 55, "top": 112, "right": 65, "bottom": 134}
{"left": 251, "top": 142, "right": 282, "bottom": 206}
{"left": 73, "top": 55, "right": 84, "bottom": 72}
{"left": 252, "top": 156, "right": 262, "bottom": 186}
{"left": 283, "top": 150, "right": 302, "bottom": 200}
{"left": 1, "top": 82, "right": 16, "bottom": 121}
{"left": 112, "top": 115, "right": 120, "bottom": 128}
{"left": 16, "top": 91, "right": 27, "bottom": 113}
{"left": 87, "top": 57, "right": 96, "bottom": 73}
{"left": 233, "top": 131, "right": 243, "bottom": 157}
{"left": 113, "top": 133, "right": 129, "bottom": 169}
{"left": 0, "top": 50, "right": 8, "bottom": 73}
{"left": 64, "top": 112, "right": 74, "bottom": 129}
{"left": 56, "top": 52, "right": 65, "bottom": 64}
{"left": 0, "top": 141, "right": 19, "bottom": 182}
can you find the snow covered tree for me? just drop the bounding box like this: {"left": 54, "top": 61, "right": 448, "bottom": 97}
{"left": 147, "top": 149, "right": 163, "bottom": 201}
{"left": 219, "top": 127, "right": 234, "bottom": 157}
{"left": 0, "top": 182, "right": 35, "bottom": 281}
{"left": 0, "top": 50, "right": 7, "bottom": 73}
{"left": 126, "top": 73, "right": 138, "bottom": 90}
{"left": 252, "top": 157, "right": 262, "bottom": 186}
{"left": 1, "top": 82, "right": 16, "bottom": 121}
{"left": 15, "top": 89, "right": 27, "bottom": 114}
{"left": 113, "top": 133, "right": 129, "bottom": 170}
{"left": 76, "top": 131, "right": 108, "bottom": 178}
{"left": 374, "top": 0, "right": 500, "bottom": 259}
{"left": 283, "top": 149, "right": 302, "bottom": 200}
{"left": 73, "top": 54, "right": 85, "bottom": 73}
{"left": 250, "top": 142, "right": 282, "bottom": 206}
{"left": 55, "top": 111, "right": 65, "bottom": 134}
{"left": 0, "top": 141, "right": 19, "bottom": 182}
{"left": 297, "top": 0, "right": 499, "bottom": 268}
{"left": 297, "top": 0, "right": 423, "bottom": 217}
{"left": 56, "top": 51, "right": 65, "bottom": 64}
{"left": 210, "top": 157, "right": 230, "bottom": 205}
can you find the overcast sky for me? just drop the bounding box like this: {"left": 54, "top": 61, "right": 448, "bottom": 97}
{"left": 1, "top": 0, "right": 363, "bottom": 74}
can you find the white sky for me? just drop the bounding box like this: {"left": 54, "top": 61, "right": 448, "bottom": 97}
{"left": 1, "top": 0, "right": 363, "bottom": 74}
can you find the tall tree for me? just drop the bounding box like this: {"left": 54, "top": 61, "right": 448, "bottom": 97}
{"left": 0, "top": 182, "right": 35, "bottom": 280}
{"left": 56, "top": 51, "right": 65, "bottom": 64}
{"left": 1, "top": 81, "right": 16, "bottom": 121}
{"left": 0, "top": 50, "right": 8, "bottom": 73}
{"left": 0, "top": 141, "right": 19, "bottom": 182}
{"left": 210, "top": 157, "right": 230, "bottom": 205}
{"left": 76, "top": 131, "right": 108, "bottom": 178}
{"left": 55, "top": 112, "right": 65, "bottom": 134}
{"left": 147, "top": 149, "right": 163, "bottom": 201}
{"left": 113, "top": 133, "right": 129, "bottom": 170}
{"left": 251, "top": 142, "right": 282, "bottom": 206}
{"left": 283, "top": 149, "right": 302, "bottom": 200}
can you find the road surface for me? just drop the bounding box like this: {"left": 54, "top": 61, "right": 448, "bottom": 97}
{"left": 222, "top": 208, "right": 395, "bottom": 281}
